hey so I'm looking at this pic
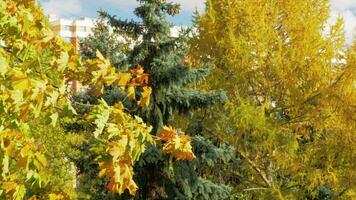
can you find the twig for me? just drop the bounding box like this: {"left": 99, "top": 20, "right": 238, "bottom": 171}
{"left": 243, "top": 187, "right": 268, "bottom": 191}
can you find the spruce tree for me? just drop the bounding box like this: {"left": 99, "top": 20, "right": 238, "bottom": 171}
{"left": 100, "top": 0, "right": 226, "bottom": 134}
{"left": 79, "top": 15, "right": 131, "bottom": 70}
{"left": 91, "top": 0, "right": 231, "bottom": 199}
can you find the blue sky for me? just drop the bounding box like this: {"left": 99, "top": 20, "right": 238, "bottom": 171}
{"left": 39, "top": 0, "right": 204, "bottom": 26}
{"left": 40, "top": 0, "right": 356, "bottom": 42}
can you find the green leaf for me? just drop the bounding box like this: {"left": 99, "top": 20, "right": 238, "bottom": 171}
{"left": 1, "top": 155, "right": 9, "bottom": 178}
{"left": 10, "top": 90, "right": 23, "bottom": 104}
{"left": 13, "top": 185, "right": 26, "bottom": 200}
{"left": 93, "top": 100, "right": 111, "bottom": 137}
{"left": 12, "top": 71, "right": 30, "bottom": 91}
{"left": 0, "top": 57, "right": 8, "bottom": 77}
{"left": 50, "top": 112, "right": 58, "bottom": 127}
{"left": 58, "top": 52, "right": 69, "bottom": 72}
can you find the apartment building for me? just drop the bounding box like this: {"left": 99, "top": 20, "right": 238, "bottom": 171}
{"left": 49, "top": 15, "right": 95, "bottom": 51}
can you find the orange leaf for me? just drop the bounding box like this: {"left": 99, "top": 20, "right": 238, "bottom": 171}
{"left": 130, "top": 64, "right": 144, "bottom": 75}
{"left": 157, "top": 126, "right": 177, "bottom": 141}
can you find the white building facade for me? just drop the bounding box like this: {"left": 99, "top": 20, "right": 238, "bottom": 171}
{"left": 49, "top": 15, "right": 95, "bottom": 51}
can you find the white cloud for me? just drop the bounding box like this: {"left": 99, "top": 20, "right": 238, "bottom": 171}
{"left": 330, "top": 0, "right": 356, "bottom": 43}
{"left": 341, "top": 10, "right": 356, "bottom": 42}
{"left": 104, "top": 0, "right": 138, "bottom": 9}
{"left": 330, "top": 0, "right": 356, "bottom": 11}
{"left": 42, "top": 0, "right": 83, "bottom": 17}
{"left": 171, "top": 0, "right": 204, "bottom": 12}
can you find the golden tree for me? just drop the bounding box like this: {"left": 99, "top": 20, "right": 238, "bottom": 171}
{"left": 190, "top": 0, "right": 356, "bottom": 198}
{"left": 0, "top": 1, "right": 194, "bottom": 199}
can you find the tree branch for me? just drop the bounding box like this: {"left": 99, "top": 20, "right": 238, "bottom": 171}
{"left": 239, "top": 151, "right": 273, "bottom": 188}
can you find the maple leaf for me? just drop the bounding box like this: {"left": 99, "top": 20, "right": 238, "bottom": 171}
{"left": 138, "top": 86, "right": 152, "bottom": 108}
{"left": 157, "top": 126, "right": 195, "bottom": 161}
{"left": 127, "top": 86, "right": 136, "bottom": 100}
{"left": 130, "top": 64, "right": 144, "bottom": 75}
{"left": 157, "top": 126, "right": 177, "bottom": 141}
{"left": 132, "top": 74, "right": 149, "bottom": 85}
{"left": 0, "top": 57, "right": 8, "bottom": 77}
{"left": 117, "top": 73, "right": 132, "bottom": 86}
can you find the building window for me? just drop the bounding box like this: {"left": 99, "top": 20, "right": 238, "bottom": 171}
{"left": 63, "top": 25, "right": 71, "bottom": 31}
{"left": 64, "top": 37, "right": 71, "bottom": 43}
{"left": 78, "top": 26, "right": 86, "bottom": 32}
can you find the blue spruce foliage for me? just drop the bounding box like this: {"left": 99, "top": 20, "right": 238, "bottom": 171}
{"left": 73, "top": 0, "right": 232, "bottom": 199}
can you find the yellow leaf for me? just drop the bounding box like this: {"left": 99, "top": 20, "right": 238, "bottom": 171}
{"left": 13, "top": 184, "right": 26, "bottom": 200}
{"left": 10, "top": 90, "right": 23, "bottom": 104}
{"left": 117, "top": 73, "right": 132, "bottom": 86}
{"left": 108, "top": 141, "right": 126, "bottom": 161}
{"left": 50, "top": 112, "right": 58, "bottom": 127}
{"left": 103, "top": 74, "right": 118, "bottom": 85}
{"left": 128, "top": 179, "right": 138, "bottom": 196}
{"left": 12, "top": 71, "right": 30, "bottom": 91}
{"left": 127, "top": 86, "right": 135, "bottom": 100}
{"left": 113, "top": 102, "right": 124, "bottom": 111}
{"left": 138, "top": 86, "right": 152, "bottom": 108}
{"left": 48, "top": 193, "right": 66, "bottom": 200}
{"left": 58, "top": 52, "right": 69, "bottom": 72}
{"left": 0, "top": 57, "right": 8, "bottom": 77}
{"left": 1, "top": 181, "right": 17, "bottom": 193}
{"left": 20, "top": 144, "right": 31, "bottom": 157}
{"left": 1, "top": 155, "right": 9, "bottom": 178}
{"left": 98, "top": 168, "right": 107, "bottom": 177}
{"left": 41, "top": 28, "right": 55, "bottom": 43}
{"left": 157, "top": 126, "right": 195, "bottom": 161}
{"left": 96, "top": 50, "right": 105, "bottom": 60}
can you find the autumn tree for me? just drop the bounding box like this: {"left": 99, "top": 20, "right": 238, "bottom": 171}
{"left": 0, "top": 0, "right": 185, "bottom": 199}
{"left": 190, "top": 0, "right": 356, "bottom": 199}
{"left": 0, "top": 1, "right": 80, "bottom": 198}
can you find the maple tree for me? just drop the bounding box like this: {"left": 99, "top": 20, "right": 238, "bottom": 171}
{"left": 0, "top": 0, "right": 195, "bottom": 199}
{"left": 191, "top": 0, "right": 356, "bottom": 199}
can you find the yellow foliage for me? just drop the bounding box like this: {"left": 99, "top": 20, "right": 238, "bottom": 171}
{"left": 0, "top": 0, "right": 154, "bottom": 198}
{"left": 191, "top": 0, "right": 355, "bottom": 198}
{"left": 157, "top": 126, "right": 195, "bottom": 161}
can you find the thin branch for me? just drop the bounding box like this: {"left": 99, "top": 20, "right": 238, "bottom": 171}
{"left": 243, "top": 187, "right": 268, "bottom": 191}
{"left": 239, "top": 151, "right": 272, "bottom": 188}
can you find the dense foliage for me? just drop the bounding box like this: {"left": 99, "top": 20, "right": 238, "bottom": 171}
{"left": 0, "top": 0, "right": 194, "bottom": 199}
{"left": 76, "top": 0, "right": 229, "bottom": 199}
{"left": 0, "top": 0, "right": 355, "bottom": 199}
{"left": 190, "top": 0, "right": 356, "bottom": 198}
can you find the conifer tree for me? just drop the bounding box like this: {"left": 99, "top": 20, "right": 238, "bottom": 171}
{"left": 79, "top": 15, "right": 132, "bottom": 70}
{"left": 77, "top": 0, "right": 230, "bottom": 199}
{"left": 101, "top": 0, "right": 226, "bottom": 134}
